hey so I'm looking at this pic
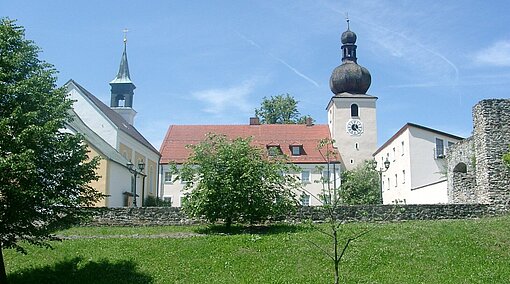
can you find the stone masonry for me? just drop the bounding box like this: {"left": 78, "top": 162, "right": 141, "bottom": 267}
{"left": 447, "top": 99, "right": 510, "bottom": 206}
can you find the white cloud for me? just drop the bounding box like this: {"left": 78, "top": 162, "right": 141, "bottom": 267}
{"left": 191, "top": 80, "right": 255, "bottom": 115}
{"left": 236, "top": 31, "right": 320, "bottom": 87}
{"left": 473, "top": 40, "right": 510, "bottom": 67}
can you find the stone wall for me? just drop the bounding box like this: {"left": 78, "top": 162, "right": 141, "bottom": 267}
{"left": 84, "top": 204, "right": 505, "bottom": 226}
{"left": 447, "top": 137, "right": 477, "bottom": 203}
{"left": 473, "top": 99, "right": 510, "bottom": 205}
{"left": 447, "top": 99, "right": 510, "bottom": 206}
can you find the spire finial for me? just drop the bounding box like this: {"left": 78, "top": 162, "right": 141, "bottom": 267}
{"left": 122, "top": 28, "right": 129, "bottom": 44}
{"left": 345, "top": 12, "right": 350, "bottom": 30}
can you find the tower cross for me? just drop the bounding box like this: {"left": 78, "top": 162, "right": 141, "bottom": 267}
{"left": 345, "top": 12, "right": 350, "bottom": 30}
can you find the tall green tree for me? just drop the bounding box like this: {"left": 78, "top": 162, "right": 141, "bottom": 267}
{"left": 255, "top": 93, "right": 313, "bottom": 124}
{"left": 178, "top": 133, "right": 298, "bottom": 228}
{"left": 340, "top": 160, "right": 380, "bottom": 205}
{"left": 0, "top": 18, "right": 102, "bottom": 282}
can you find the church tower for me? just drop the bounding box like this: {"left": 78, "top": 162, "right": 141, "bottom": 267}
{"left": 327, "top": 19, "right": 377, "bottom": 171}
{"left": 110, "top": 35, "right": 137, "bottom": 125}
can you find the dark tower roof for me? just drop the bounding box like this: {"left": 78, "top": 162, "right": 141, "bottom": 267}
{"left": 110, "top": 38, "right": 133, "bottom": 84}
{"left": 329, "top": 19, "right": 371, "bottom": 95}
{"left": 110, "top": 37, "right": 136, "bottom": 108}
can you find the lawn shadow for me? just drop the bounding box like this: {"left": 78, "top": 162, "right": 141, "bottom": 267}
{"left": 196, "top": 223, "right": 310, "bottom": 235}
{"left": 8, "top": 257, "right": 153, "bottom": 284}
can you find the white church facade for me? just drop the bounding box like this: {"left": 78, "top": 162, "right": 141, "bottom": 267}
{"left": 66, "top": 39, "right": 160, "bottom": 207}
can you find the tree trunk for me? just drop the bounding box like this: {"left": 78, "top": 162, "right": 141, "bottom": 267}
{"left": 0, "top": 243, "right": 8, "bottom": 284}
{"left": 333, "top": 229, "right": 339, "bottom": 284}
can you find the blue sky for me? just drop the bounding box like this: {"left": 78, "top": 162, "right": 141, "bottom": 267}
{"left": 3, "top": 1, "right": 510, "bottom": 149}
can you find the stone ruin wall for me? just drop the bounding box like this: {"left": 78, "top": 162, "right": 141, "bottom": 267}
{"left": 448, "top": 99, "right": 510, "bottom": 206}
{"left": 447, "top": 137, "right": 477, "bottom": 203}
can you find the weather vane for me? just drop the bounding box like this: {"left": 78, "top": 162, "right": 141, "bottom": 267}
{"left": 122, "top": 28, "right": 129, "bottom": 43}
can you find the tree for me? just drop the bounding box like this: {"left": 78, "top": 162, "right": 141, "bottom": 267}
{"left": 177, "top": 133, "right": 298, "bottom": 228}
{"left": 0, "top": 18, "right": 102, "bottom": 282}
{"left": 304, "top": 139, "right": 390, "bottom": 284}
{"left": 255, "top": 93, "right": 313, "bottom": 124}
{"left": 503, "top": 146, "right": 510, "bottom": 168}
{"left": 340, "top": 160, "right": 380, "bottom": 205}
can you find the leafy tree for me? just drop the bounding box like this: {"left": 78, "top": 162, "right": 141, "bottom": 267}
{"left": 503, "top": 146, "right": 510, "bottom": 168}
{"left": 255, "top": 93, "right": 313, "bottom": 124}
{"left": 340, "top": 160, "right": 380, "bottom": 205}
{"left": 178, "top": 133, "right": 298, "bottom": 228}
{"left": 0, "top": 18, "right": 102, "bottom": 281}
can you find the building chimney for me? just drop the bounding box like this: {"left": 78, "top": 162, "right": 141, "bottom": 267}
{"left": 250, "top": 117, "right": 260, "bottom": 125}
{"left": 306, "top": 116, "right": 313, "bottom": 126}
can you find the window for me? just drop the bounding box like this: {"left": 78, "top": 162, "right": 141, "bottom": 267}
{"left": 387, "top": 177, "right": 390, "bottom": 190}
{"left": 267, "top": 145, "right": 282, "bottom": 156}
{"left": 351, "top": 104, "right": 359, "bottom": 117}
{"left": 163, "top": 196, "right": 172, "bottom": 203}
{"left": 322, "top": 170, "right": 331, "bottom": 183}
{"left": 291, "top": 145, "right": 301, "bottom": 156}
{"left": 395, "top": 174, "right": 398, "bottom": 187}
{"left": 164, "top": 172, "right": 173, "bottom": 183}
{"left": 402, "top": 170, "right": 406, "bottom": 184}
{"left": 392, "top": 147, "right": 396, "bottom": 161}
{"left": 301, "top": 171, "right": 310, "bottom": 183}
{"left": 435, "top": 138, "right": 445, "bottom": 158}
{"left": 447, "top": 141, "right": 455, "bottom": 154}
{"left": 401, "top": 141, "right": 405, "bottom": 156}
{"left": 300, "top": 194, "right": 310, "bottom": 206}
{"left": 350, "top": 159, "right": 354, "bottom": 164}
{"left": 355, "top": 142, "right": 359, "bottom": 150}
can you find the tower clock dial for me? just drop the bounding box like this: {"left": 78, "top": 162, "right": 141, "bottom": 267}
{"left": 346, "top": 119, "right": 364, "bottom": 136}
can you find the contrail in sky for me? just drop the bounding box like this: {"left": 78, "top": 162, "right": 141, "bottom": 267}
{"left": 236, "top": 31, "right": 320, "bottom": 88}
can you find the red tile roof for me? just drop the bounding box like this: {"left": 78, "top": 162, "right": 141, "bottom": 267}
{"left": 160, "top": 124, "right": 339, "bottom": 164}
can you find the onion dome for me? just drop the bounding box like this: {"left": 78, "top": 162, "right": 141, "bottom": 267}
{"left": 341, "top": 29, "right": 357, "bottom": 44}
{"left": 329, "top": 19, "right": 371, "bottom": 95}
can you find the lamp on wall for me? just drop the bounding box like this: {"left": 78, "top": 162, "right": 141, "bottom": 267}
{"left": 127, "top": 160, "right": 145, "bottom": 207}
{"left": 377, "top": 157, "right": 391, "bottom": 204}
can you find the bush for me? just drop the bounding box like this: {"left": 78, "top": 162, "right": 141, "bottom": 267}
{"left": 144, "top": 196, "right": 172, "bottom": 207}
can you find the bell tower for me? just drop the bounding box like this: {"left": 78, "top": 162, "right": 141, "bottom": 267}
{"left": 110, "top": 31, "right": 137, "bottom": 125}
{"left": 327, "top": 18, "right": 377, "bottom": 171}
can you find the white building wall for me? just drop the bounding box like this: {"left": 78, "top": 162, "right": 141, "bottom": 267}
{"left": 375, "top": 125, "right": 461, "bottom": 205}
{"left": 408, "top": 127, "right": 448, "bottom": 191}
{"left": 328, "top": 96, "right": 377, "bottom": 171}
{"left": 107, "top": 162, "right": 133, "bottom": 207}
{"left": 375, "top": 129, "right": 412, "bottom": 204}
{"left": 68, "top": 88, "right": 118, "bottom": 149}
{"left": 159, "top": 163, "right": 340, "bottom": 207}
{"left": 406, "top": 180, "right": 448, "bottom": 204}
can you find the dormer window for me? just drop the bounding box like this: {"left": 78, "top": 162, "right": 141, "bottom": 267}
{"left": 289, "top": 143, "right": 303, "bottom": 156}
{"left": 267, "top": 143, "right": 282, "bottom": 156}
{"left": 291, "top": 146, "right": 301, "bottom": 156}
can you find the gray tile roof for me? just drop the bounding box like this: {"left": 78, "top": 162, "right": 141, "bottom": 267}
{"left": 66, "top": 109, "right": 130, "bottom": 167}
{"left": 66, "top": 79, "right": 160, "bottom": 156}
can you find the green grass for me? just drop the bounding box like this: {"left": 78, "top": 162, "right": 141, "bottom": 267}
{"left": 4, "top": 216, "right": 510, "bottom": 283}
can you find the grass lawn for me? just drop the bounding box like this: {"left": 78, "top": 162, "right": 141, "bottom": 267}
{"left": 4, "top": 216, "right": 510, "bottom": 283}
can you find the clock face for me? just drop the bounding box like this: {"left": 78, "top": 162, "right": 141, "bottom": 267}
{"left": 346, "top": 119, "right": 364, "bottom": 136}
